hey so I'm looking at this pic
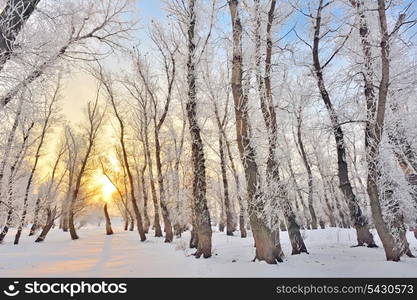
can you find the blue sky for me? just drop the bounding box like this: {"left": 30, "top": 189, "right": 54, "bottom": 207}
{"left": 136, "top": 0, "right": 164, "bottom": 24}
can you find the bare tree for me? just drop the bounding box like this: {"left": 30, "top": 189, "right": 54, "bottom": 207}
{"left": 1, "top": 0, "right": 135, "bottom": 109}
{"left": 253, "top": 0, "right": 308, "bottom": 255}
{"left": 67, "top": 88, "right": 105, "bottom": 240}
{"left": 301, "top": 0, "right": 377, "bottom": 247}
{"left": 0, "top": 118, "right": 34, "bottom": 242}
{"left": 0, "top": 0, "right": 41, "bottom": 71}
{"left": 14, "top": 82, "right": 60, "bottom": 244}
{"left": 352, "top": 0, "right": 414, "bottom": 260}
{"left": 184, "top": 0, "right": 212, "bottom": 258}
{"left": 135, "top": 26, "right": 179, "bottom": 242}
{"left": 103, "top": 202, "right": 113, "bottom": 235}
{"left": 203, "top": 59, "right": 236, "bottom": 236}
{"left": 0, "top": 96, "right": 24, "bottom": 202}
{"left": 96, "top": 67, "right": 147, "bottom": 241}
{"left": 294, "top": 104, "right": 318, "bottom": 229}
{"left": 34, "top": 138, "right": 67, "bottom": 242}
{"left": 229, "top": 0, "right": 283, "bottom": 264}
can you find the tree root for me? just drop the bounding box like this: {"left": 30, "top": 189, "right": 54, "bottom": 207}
{"left": 405, "top": 249, "right": 415, "bottom": 258}
{"left": 351, "top": 243, "right": 378, "bottom": 248}
{"left": 193, "top": 250, "right": 211, "bottom": 259}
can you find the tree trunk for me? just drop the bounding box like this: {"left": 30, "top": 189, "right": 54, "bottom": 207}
{"left": 314, "top": 152, "right": 337, "bottom": 227}
{"left": 0, "top": 97, "right": 23, "bottom": 201}
{"left": 129, "top": 217, "right": 134, "bottom": 231}
{"left": 62, "top": 213, "right": 69, "bottom": 232}
{"left": 0, "top": 123, "right": 31, "bottom": 243}
{"left": 218, "top": 222, "right": 225, "bottom": 233}
{"left": 104, "top": 80, "right": 146, "bottom": 242}
{"left": 223, "top": 123, "right": 247, "bottom": 238}
{"left": 28, "top": 197, "right": 41, "bottom": 236}
{"left": 312, "top": 0, "right": 376, "bottom": 247}
{"left": 140, "top": 168, "right": 150, "bottom": 233}
{"left": 219, "top": 134, "right": 234, "bottom": 236}
{"left": 254, "top": 0, "right": 307, "bottom": 255}
{"left": 143, "top": 131, "right": 162, "bottom": 237}
{"left": 239, "top": 214, "right": 247, "bottom": 238}
{"left": 323, "top": 190, "right": 336, "bottom": 227}
{"left": 35, "top": 208, "right": 55, "bottom": 243}
{"left": 14, "top": 81, "right": 59, "bottom": 245}
{"left": 229, "top": 0, "right": 283, "bottom": 264}
{"left": 124, "top": 218, "right": 129, "bottom": 231}
{"left": 185, "top": 0, "right": 212, "bottom": 259}
{"left": 189, "top": 227, "right": 199, "bottom": 249}
{"left": 296, "top": 115, "right": 318, "bottom": 229}
{"left": 364, "top": 0, "right": 411, "bottom": 260}
{"left": 35, "top": 220, "right": 54, "bottom": 243}
{"left": 68, "top": 211, "right": 78, "bottom": 240}
{"left": 287, "top": 154, "right": 310, "bottom": 228}
{"left": 0, "top": 209, "right": 12, "bottom": 243}
{"left": 154, "top": 131, "right": 173, "bottom": 242}
{"left": 0, "top": 0, "right": 41, "bottom": 72}
{"left": 104, "top": 203, "right": 113, "bottom": 235}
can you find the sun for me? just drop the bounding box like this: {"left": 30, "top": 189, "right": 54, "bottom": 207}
{"left": 98, "top": 175, "right": 117, "bottom": 202}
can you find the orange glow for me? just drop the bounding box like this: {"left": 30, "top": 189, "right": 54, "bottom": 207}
{"left": 97, "top": 174, "right": 117, "bottom": 202}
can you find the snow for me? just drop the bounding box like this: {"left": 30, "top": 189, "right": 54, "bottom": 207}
{"left": 1, "top": 223, "right": 417, "bottom": 277}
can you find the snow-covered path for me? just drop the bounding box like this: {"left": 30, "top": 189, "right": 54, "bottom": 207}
{"left": 1, "top": 225, "right": 417, "bottom": 277}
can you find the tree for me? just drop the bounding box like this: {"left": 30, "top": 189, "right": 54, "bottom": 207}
{"left": 67, "top": 89, "right": 105, "bottom": 240}
{"left": 103, "top": 202, "right": 113, "bottom": 235}
{"left": 34, "top": 137, "right": 67, "bottom": 242}
{"left": 0, "top": 117, "right": 34, "bottom": 242}
{"left": 96, "top": 67, "right": 147, "bottom": 242}
{"left": 0, "top": 0, "right": 41, "bottom": 71}
{"left": 229, "top": 0, "right": 283, "bottom": 264}
{"left": 183, "top": 0, "right": 213, "bottom": 258}
{"left": 353, "top": 0, "right": 415, "bottom": 260}
{"left": 14, "top": 81, "right": 60, "bottom": 244}
{"left": 134, "top": 26, "right": 179, "bottom": 242}
{"left": 1, "top": 0, "right": 135, "bottom": 110}
{"left": 295, "top": 104, "right": 318, "bottom": 229}
{"left": 203, "top": 57, "right": 236, "bottom": 236}
{"left": 253, "top": 0, "right": 308, "bottom": 255}
{"left": 300, "top": 0, "right": 377, "bottom": 247}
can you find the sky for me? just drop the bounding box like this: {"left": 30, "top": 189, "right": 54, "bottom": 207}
{"left": 61, "top": 0, "right": 165, "bottom": 124}
{"left": 60, "top": 0, "right": 417, "bottom": 124}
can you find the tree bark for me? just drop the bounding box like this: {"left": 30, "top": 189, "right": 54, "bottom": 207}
{"left": 364, "top": 0, "right": 411, "bottom": 260}
{"left": 219, "top": 112, "right": 246, "bottom": 238}
{"left": 104, "top": 203, "right": 113, "bottom": 235}
{"left": 28, "top": 197, "right": 41, "bottom": 236}
{"left": 219, "top": 134, "right": 234, "bottom": 235}
{"left": 229, "top": 0, "right": 283, "bottom": 264}
{"left": 143, "top": 125, "right": 163, "bottom": 237}
{"left": 154, "top": 130, "right": 173, "bottom": 242}
{"left": 0, "top": 97, "right": 23, "bottom": 201}
{"left": 311, "top": 0, "right": 376, "bottom": 247}
{"left": 129, "top": 216, "right": 134, "bottom": 231}
{"left": 35, "top": 207, "right": 56, "bottom": 243}
{"left": 296, "top": 114, "right": 318, "bottom": 229}
{"left": 14, "top": 91, "right": 58, "bottom": 245}
{"left": 0, "top": 120, "right": 32, "bottom": 243}
{"left": 254, "top": 0, "right": 307, "bottom": 254}
{"left": 185, "top": 0, "right": 212, "bottom": 258}
{"left": 102, "top": 76, "right": 146, "bottom": 241}
{"left": 140, "top": 167, "right": 151, "bottom": 233}
{"left": 0, "top": 0, "right": 41, "bottom": 71}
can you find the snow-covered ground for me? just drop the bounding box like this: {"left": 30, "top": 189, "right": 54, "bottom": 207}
{"left": 0, "top": 223, "right": 417, "bottom": 277}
